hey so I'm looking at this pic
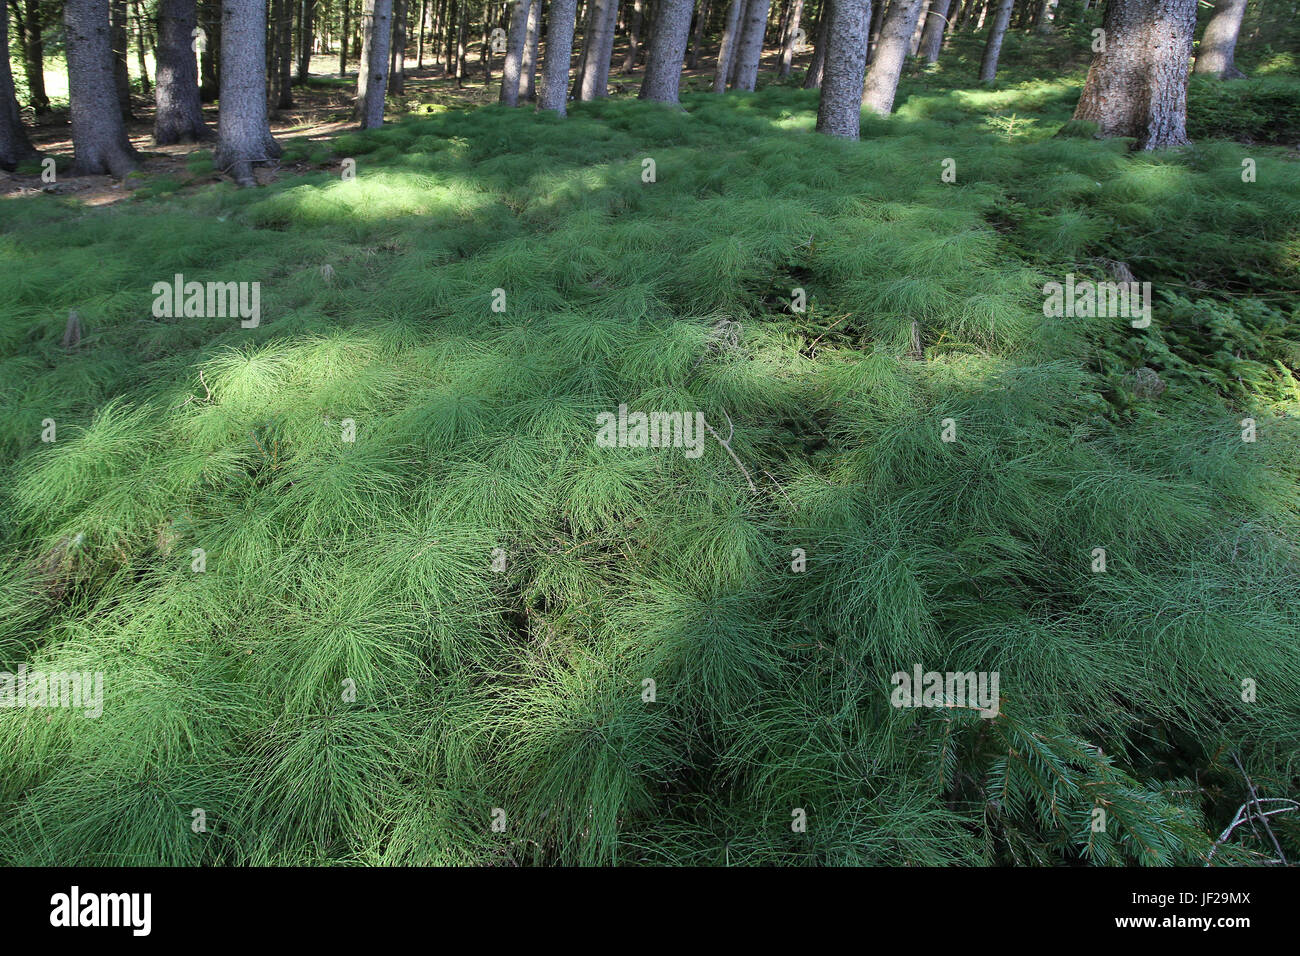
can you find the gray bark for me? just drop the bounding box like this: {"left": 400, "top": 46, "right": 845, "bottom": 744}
{"left": 687, "top": 0, "right": 711, "bottom": 68}
{"left": 214, "top": 0, "right": 280, "bottom": 183}
{"left": 64, "top": 0, "right": 141, "bottom": 176}
{"left": 778, "top": 0, "right": 804, "bottom": 76}
{"left": 500, "top": 0, "right": 532, "bottom": 103}
{"left": 154, "top": 0, "right": 210, "bottom": 143}
{"left": 639, "top": 0, "right": 695, "bottom": 100}
{"left": 861, "top": 0, "right": 921, "bottom": 113}
{"left": 731, "top": 0, "right": 770, "bottom": 90}
{"left": 579, "top": 0, "right": 619, "bottom": 98}
{"left": 712, "top": 0, "right": 745, "bottom": 90}
{"left": 356, "top": 0, "right": 393, "bottom": 127}
{"left": 918, "top": 0, "right": 950, "bottom": 63}
{"left": 815, "top": 0, "right": 870, "bottom": 137}
{"left": 298, "top": 0, "right": 316, "bottom": 79}
{"left": 1, "top": 0, "right": 37, "bottom": 169}
{"left": 390, "top": 0, "right": 406, "bottom": 95}
{"left": 977, "top": 0, "right": 1013, "bottom": 83}
{"left": 539, "top": 0, "right": 580, "bottom": 112}
{"left": 520, "top": 0, "right": 542, "bottom": 99}
{"left": 908, "top": 0, "right": 930, "bottom": 55}
{"left": 1193, "top": 0, "right": 1247, "bottom": 78}
{"left": 621, "top": 0, "right": 644, "bottom": 71}
{"left": 111, "top": 0, "right": 133, "bottom": 115}
{"left": 1073, "top": 0, "right": 1196, "bottom": 149}
{"left": 802, "top": 0, "right": 829, "bottom": 88}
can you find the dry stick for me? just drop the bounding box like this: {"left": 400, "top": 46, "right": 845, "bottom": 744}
{"left": 1207, "top": 799, "right": 1298, "bottom": 864}
{"left": 702, "top": 412, "right": 757, "bottom": 494}
{"left": 1232, "top": 752, "right": 1289, "bottom": 865}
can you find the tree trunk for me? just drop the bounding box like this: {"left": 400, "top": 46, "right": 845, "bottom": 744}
{"left": 815, "top": 0, "right": 870, "bottom": 137}
{"left": 215, "top": 0, "right": 280, "bottom": 183}
{"left": 977, "top": 0, "right": 1013, "bottom": 82}
{"left": 918, "top": 0, "right": 949, "bottom": 63}
{"left": 686, "top": 0, "right": 710, "bottom": 68}
{"left": 390, "top": 0, "right": 407, "bottom": 94}
{"left": 1073, "top": 0, "right": 1196, "bottom": 149}
{"left": 500, "top": 0, "right": 531, "bottom": 102}
{"left": 865, "top": 0, "right": 884, "bottom": 63}
{"left": 639, "top": 0, "right": 694, "bottom": 100}
{"left": 154, "top": 0, "right": 210, "bottom": 143}
{"left": 417, "top": 0, "right": 428, "bottom": 66}
{"left": 1193, "top": 0, "right": 1247, "bottom": 78}
{"left": 1034, "top": 0, "right": 1056, "bottom": 33}
{"left": 132, "top": 0, "right": 151, "bottom": 93}
{"left": 111, "top": 0, "right": 133, "bottom": 116}
{"left": 730, "top": 0, "right": 769, "bottom": 90}
{"left": 579, "top": 0, "right": 618, "bottom": 98}
{"left": 1, "top": 0, "right": 37, "bottom": 169}
{"left": 519, "top": 0, "right": 542, "bottom": 98}
{"left": 777, "top": 0, "right": 803, "bottom": 76}
{"left": 198, "top": 0, "right": 220, "bottom": 98}
{"left": 908, "top": 0, "right": 930, "bottom": 55}
{"left": 861, "top": 0, "right": 921, "bottom": 113}
{"left": 802, "top": 0, "right": 829, "bottom": 87}
{"left": 340, "top": 0, "right": 352, "bottom": 73}
{"left": 621, "top": 0, "right": 644, "bottom": 71}
{"left": 356, "top": 0, "right": 393, "bottom": 125}
{"left": 298, "top": 0, "right": 316, "bottom": 78}
{"left": 278, "top": 0, "right": 294, "bottom": 105}
{"left": 539, "top": 0, "right": 579, "bottom": 111}
{"left": 64, "top": 0, "right": 141, "bottom": 175}
{"left": 454, "top": 1, "right": 467, "bottom": 84}
{"left": 14, "top": 0, "right": 50, "bottom": 112}
{"left": 712, "top": 0, "right": 745, "bottom": 90}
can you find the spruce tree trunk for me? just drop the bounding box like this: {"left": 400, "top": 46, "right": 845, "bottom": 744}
{"left": 1, "top": 1, "right": 37, "bottom": 169}
{"left": 639, "top": 0, "right": 695, "bottom": 101}
{"left": 918, "top": 0, "right": 949, "bottom": 63}
{"left": 453, "top": 2, "right": 466, "bottom": 85}
{"left": 686, "top": 0, "right": 711, "bottom": 69}
{"left": 539, "top": 0, "right": 580, "bottom": 112}
{"left": 1073, "top": 0, "right": 1196, "bottom": 149}
{"left": 65, "top": 0, "right": 141, "bottom": 176}
{"left": 815, "top": 0, "right": 870, "bottom": 137}
{"left": 571, "top": 0, "right": 595, "bottom": 94}
{"left": 778, "top": 0, "right": 803, "bottom": 76}
{"left": 977, "top": 0, "right": 1013, "bottom": 82}
{"left": 861, "top": 0, "right": 921, "bottom": 113}
{"left": 519, "top": 0, "right": 542, "bottom": 98}
{"left": 298, "top": 0, "right": 317, "bottom": 79}
{"left": 390, "top": 0, "right": 407, "bottom": 94}
{"left": 802, "top": 0, "right": 829, "bottom": 88}
{"left": 340, "top": 0, "right": 352, "bottom": 74}
{"left": 199, "top": 0, "right": 220, "bottom": 98}
{"left": 865, "top": 0, "right": 884, "bottom": 63}
{"left": 417, "top": 0, "right": 428, "bottom": 66}
{"left": 356, "top": 0, "right": 394, "bottom": 125}
{"left": 133, "top": 0, "right": 151, "bottom": 93}
{"left": 154, "top": 0, "right": 210, "bottom": 143}
{"left": 908, "top": 0, "right": 930, "bottom": 55}
{"left": 730, "top": 0, "right": 769, "bottom": 90}
{"left": 579, "top": 0, "right": 619, "bottom": 98}
{"left": 16, "top": 0, "right": 50, "bottom": 112}
{"left": 215, "top": 0, "right": 280, "bottom": 183}
{"left": 1193, "top": 0, "right": 1247, "bottom": 78}
{"left": 500, "top": 0, "right": 531, "bottom": 103}
{"left": 712, "top": 0, "right": 745, "bottom": 90}
{"left": 111, "top": 0, "right": 134, "bottom": 116}
{"left": 621, "top": 0, "right": 644, "bottom": 71}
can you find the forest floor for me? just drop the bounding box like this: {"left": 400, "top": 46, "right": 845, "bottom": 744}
{"left": 0, "top": 32, "right": 1297, "bottom": 866}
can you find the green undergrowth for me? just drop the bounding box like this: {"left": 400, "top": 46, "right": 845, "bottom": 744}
{"left": 0, "top": 77, "right": 1297, "bottom": 865}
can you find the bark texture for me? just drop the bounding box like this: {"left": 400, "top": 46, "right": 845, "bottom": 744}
{"left": 712, "top": 0, "right": 745, "bottom": 91}
{"left": 1072, "top": 0, "right": 1196, "bottom": 149}
{"left": 356, "top": 0, "right": 394, "bottom": 127}
{"left": 802, "top": 0, "right": 830, "bottom": 88}
{"left": 778, "top": 0, "right": 804, "bottom": 76}
{"left": 621, "top": 0, "right": 644, "bottom": 71}
{"left": 519, "top": 0, "right": 542, "bottom": 99}
{"left": 500, "top": 0, "right": 532, "bottom": 103}
{"left": 815, "top": 0, "right": 871, "bottom": 137}
{"left": 154, "top": 0, "right": 210, "bottom": 143}
{"left": 1, "top": 1, "right": 37, "bottom": 170}
{"left": 538, "top": 0, "right": 580, "bottom": 113}
{"left": 579, "top": 0, "right": 620, "bottom": 99}
{"left": 977, "top": 0, "right": 1013, "bottom": 82}
{"left": 64, "top": 0, "right": 141, "bottom": 176}
{"left": 214, "top": 0, "right": 281, "bottom": 183}
{"left": 862, "top": 0, "right": 923, "bottom": 114}
{"left": 1193, "top": 0, "right": 1247, "bottom": 79}
{"left": 730, "top": 0, "right": 770, "bottom": 91}
{"left": 918, "top": 0, "right": 951, "bottom": 63}
{"left": 639, "top": 0, "right": 695, "bottom": 101}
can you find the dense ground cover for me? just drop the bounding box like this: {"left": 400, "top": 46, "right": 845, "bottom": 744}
{"left": 1, "top": 36, "right": 1298, "bottom": 864}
